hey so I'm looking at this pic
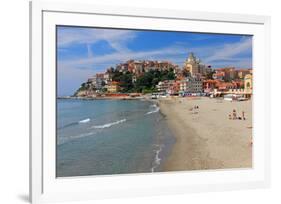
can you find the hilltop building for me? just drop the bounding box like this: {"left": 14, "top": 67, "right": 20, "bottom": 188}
{"left": 115, "top": 60, "right": 178, "bottom": 76}
{"left": 87, "top": 73, "right": 107, "bottom": 91}
{"left": 183, "top": 52, "right": 212, "bottom": 76}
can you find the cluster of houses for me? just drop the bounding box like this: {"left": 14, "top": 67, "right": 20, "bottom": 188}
{"left": 157, "top": 74, "right": 253, "bottom": 98}
{"left": 77, "top": 52, "right": 253, "bottom": 99}
{"left": 156, "top": 53, "right": 253, "bottom": 98}
{"left": 115, "top": 59, "right": 179, "bottom": 76}
{"left": 79, "top": 60, "right": 179, "bottom": 95}
{"left": 157, "top": 76, "right": 203, "bottom": 96}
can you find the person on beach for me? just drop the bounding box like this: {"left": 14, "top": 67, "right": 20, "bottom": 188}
{"left": 194, "top": 105, "right": 199, "bottom": 109}
{"left": 229, "top": 114, "right": 232, "bottom": 120}
{"left": 232, "top": 109, "right": 237, "bottom": 120}
{"left": 242, "top": 111, "right": 246, "bottom": 120}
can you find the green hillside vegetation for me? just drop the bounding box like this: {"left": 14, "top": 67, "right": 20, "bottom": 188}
{"left": 75, "top": 68, "right": 176, "bottom": 95}
{"left": 114, "top": 69, "right": 176, "bottom": 93}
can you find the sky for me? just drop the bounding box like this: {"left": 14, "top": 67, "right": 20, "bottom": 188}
{"left": 57, "top": 26, "right": 252, "bottom": 96}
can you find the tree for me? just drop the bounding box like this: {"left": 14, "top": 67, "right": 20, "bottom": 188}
{"left": 119, "top": 73, "right": 133, "bottom": 92}
{"left": 73, "top": 82, "right": 88, "bottom": 96}
{"left": 167, "top": 71, "right": 175, "bottom": 80}
{"left": 206, "top": 70, "right": 215, "bottom": 79}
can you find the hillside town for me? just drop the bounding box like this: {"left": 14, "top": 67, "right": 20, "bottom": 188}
{"left": 73, "top": 52, "right": 253, "bottom": 101}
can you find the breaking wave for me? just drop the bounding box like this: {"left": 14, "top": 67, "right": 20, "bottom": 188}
{"left": 58, "top": 118, "right": 91, "bottom": 129}
{"left": 151, "top": 144, "right": 164, "bottom": 172}
{"left": 92, "top": 119, "right": 127, "bottom": 129}
{"left": 78, "top": 118, "right": 91, "bottom": 123}
{"left": 145, "top": 104, "right": 160, "bottom": 115}
{"left": 58, "top": 131, "right": 97, "bottom": 145}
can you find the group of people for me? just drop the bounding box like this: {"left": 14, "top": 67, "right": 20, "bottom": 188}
{"left": 189, "top": 105, "right": 199, "bottom": 112}
{"left": 229, "top": 109, "right": 246, "bottom": 120}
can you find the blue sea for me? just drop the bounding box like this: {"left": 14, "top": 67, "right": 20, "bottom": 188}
{"left": 56, "top": 99, "right": 175, "bottom": 177}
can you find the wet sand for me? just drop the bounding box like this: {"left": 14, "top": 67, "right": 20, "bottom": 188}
{"left": 159, "top": 97, "right": 252, "bottom": 171}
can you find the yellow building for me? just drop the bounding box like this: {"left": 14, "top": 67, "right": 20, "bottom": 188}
{"left": 107, "top": 81, "right": 120, "bottom": 93}
{"left": 237, "top": 69, "right": 250, "bottom": 79}
{"left": 183, "top": 52, "right": 211, "bottom": 76}
{"left": 184, "top": 52, "right": 200, "bottom": 74}
{"left": 244, "top": 74, "right": 253, "bottom": 97}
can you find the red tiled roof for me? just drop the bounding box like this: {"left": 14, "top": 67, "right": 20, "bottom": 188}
{"left": 110, "top": 81, "right": 120, "bottom": 85}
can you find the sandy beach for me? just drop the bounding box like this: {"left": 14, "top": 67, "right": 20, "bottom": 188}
{"left": 159, "top": 97, "right": 252, "bottom": 171}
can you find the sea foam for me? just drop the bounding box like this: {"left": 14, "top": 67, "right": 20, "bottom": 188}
{"left": 151, "top": 144, "right": 164, "bottom": 172}
{"left": 58, "top": 131, "right": 97, "bottom": 145}
{"left": 78, "top": 118, "right": 91, "bottom": 123}
{"left": 145, "top": 104, "right": 160, "bottom": 115}
{"left": 92, "top": 119, "right": 126, "bottom": 129}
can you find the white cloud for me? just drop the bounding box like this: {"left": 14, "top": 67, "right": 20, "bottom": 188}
{"left": 58, "top": 27, "right": 136, "bottom": 53}
{"left": 204, "top": 37, "right": 252, "bottom": 66}
{"left": 58, "top": 45, "right": 187, "bottom": 71}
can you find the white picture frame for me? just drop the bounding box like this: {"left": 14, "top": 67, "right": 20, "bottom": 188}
{"left": 30, "top": 1, "right": 271, "bottom": 203}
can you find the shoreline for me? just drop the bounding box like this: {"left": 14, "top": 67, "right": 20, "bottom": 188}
{"left": 58, "top": 96, "right": 252, "bottom": 173}
{"left": 159, "top": 97, "right": 252, "bottom": 171}
{"left": 57, "top": 95, "right": 151, "bottom": 101}
{"left": 57, "top": 97, "right": 145, "bottom": 100}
